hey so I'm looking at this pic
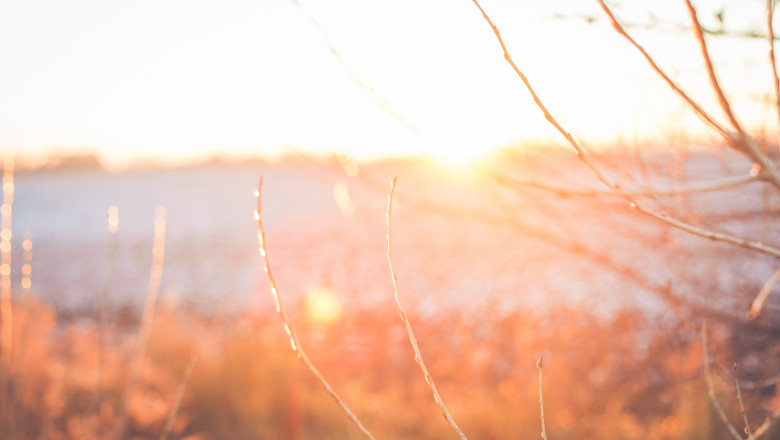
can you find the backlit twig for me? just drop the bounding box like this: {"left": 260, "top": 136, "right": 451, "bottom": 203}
{"left": 538, "top": 355, "right": 548, "bottom": 440}
{"left": 255, "top": 177, "right": 375, "bottom": 440}
{"left": 767, "top": 0, "right": 780, "bottom": 133}
{"left": 599, "top": 0, "right": 780, "bottom": 189}
{"left": 748, "top": 267, "right": 780, "bottom": 319}
{"left": 469, "top": 0, "right": 780, "bottom": 261}
{"left": 160, "top": 354, "right": 198, "bottom": 440}
{"left": 682, "top": 0, "right": 743, "bottom": 135}
{"left": 752, "top": 406, "right": 780, "bottom": 437}
{"left": 386, "top": 177, "right": 468, "bottom": 440}
{"left": 595, "top": 0, "right": 731, "bottom": 141}
{"left": 701, "top": 323, "right": 743, "bottom": 440}
{"left": 492, "top": 172, "right": 759, "bottom": 199}
{"left": 734, "top": 363, "right": 755, "bottom": 440}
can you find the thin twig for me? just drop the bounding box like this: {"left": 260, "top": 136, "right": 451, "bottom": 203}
{"left": 683, "top": 0, "right": 743, "bottom": 135}
{"left": 492, "top": 173, "right": 759, "bottom": 199}
{"left": 290, "top": 0, "right": 417, "bottom": 134}
{"left": 386, "top": 177, "right": 468, "bottom": 440}
{"left": 701, "top": 323, "right": 744, "bottom": 440}
{"left": 752, "top": 406, "right": 780, "bottom": 437}
{"left": 768, "top": 0, "right": 780, "bottom": 134}
{"left": 470, "top": 0, "right": 780, "bottom": 261}
{"left": 634, "top": 203, "right": 780, "bottom": 258}
{"left": 554, "top": 11, "right": 780, "bottom": 41}
{"left": 734, "top": 363, "right": 755, "bottom": 439}
{"left": 255, "top": 178, "right": 375, "bottom": 440}
{"left": 749, "top": 267, "right": 780, "bottom": 319}
{"left": 537, "top": 355, "right": 548, "bottom": 440}
{"left": 160, "top": 354, "right": 198, "bottom": 440}
{"left": 595, "top": 0, "right": 732, "bottom": 141}
{"left": 599, "top": 0, "right": 780, "bottom": 189}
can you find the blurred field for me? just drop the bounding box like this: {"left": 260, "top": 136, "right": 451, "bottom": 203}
{"left": 4, "top": 147, "right": 780, "bottom": 439}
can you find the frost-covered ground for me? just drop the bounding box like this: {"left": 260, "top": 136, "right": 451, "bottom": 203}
{"left": 10, "top": 148, "right": 780, "bottom": 325}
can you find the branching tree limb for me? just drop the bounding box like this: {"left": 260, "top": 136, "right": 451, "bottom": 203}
{"left": 469, "top": 0, "right": 780, "bottom": 263}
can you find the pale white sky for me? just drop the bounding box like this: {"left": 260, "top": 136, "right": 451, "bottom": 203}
{"left": 0, "top": 0, "right": 773, "bottom": 167}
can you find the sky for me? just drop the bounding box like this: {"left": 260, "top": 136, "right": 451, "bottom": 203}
{"left": 0, "top": 0, "right": 775, "bottom": 167}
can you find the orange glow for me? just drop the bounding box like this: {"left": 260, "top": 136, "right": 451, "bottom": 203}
{"left": 303, "top": 287, "right": 342, "bottom": 324}
{"left": 107, "top": 205, "right": 119, "bottom": 233}
{"left": 332, "top": 182, "right": 355, "bottom": 217}
{"left": 497, "top": 378, "right": 516, "bottom": 396}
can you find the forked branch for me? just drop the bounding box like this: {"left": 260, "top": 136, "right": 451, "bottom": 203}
{"left": 701, "top": 323, "right": 744, "bottom": 440}
{"left": 598, "top": 0, "right": 780, "bottom": 189}
{"left": 594, "top": 0, "right": 731, "bottom": 141}
{"left": 255, "top": 178, "right": 375, "bottom": 440}
{"left": 386, "top": 177, "right": 468, "bottom": 440}
{"left": 469, "top": 0, "right": 780, "bottom": 261}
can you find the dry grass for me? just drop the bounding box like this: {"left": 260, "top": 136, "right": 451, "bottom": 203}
{"left": 5, "top": 294, "right": 774, "bottom": 439}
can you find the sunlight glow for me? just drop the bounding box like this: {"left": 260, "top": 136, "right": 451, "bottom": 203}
{"left": 0, "top": 0, "right": 771, "bottom": 164}
{"left": 333, "top": 182, "right": 355, "bottom": 217}
{"left": 304, "top": 287, "right": 343, "bottom": 324}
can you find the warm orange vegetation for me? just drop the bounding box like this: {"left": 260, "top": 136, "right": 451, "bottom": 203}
{"left": 0, "top": 294, "right": 775, "bottom": 439}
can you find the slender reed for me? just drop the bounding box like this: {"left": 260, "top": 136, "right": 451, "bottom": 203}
{"left": 386, "top": 177, "right": 468, "bottom": 440}
{"left": 734, "top": 363, "right": 755, "bottom": 439}
{"left": 0, "top": 158, "right": 14, "bottom": 437}
{"left": 255, "top": 177, "right": 375, "bottom": 440}
{"left": 537, "top": 355, "right": 548, "bottom": 440}
{"left": 113, "top": 205, "right": 167, "bottom": 440}
{"left": 160, "top": 354, "right": 198, "bottom": 440}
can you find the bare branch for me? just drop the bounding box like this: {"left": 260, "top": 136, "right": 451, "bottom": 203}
{"left": 491, "top": 172, "right": 759, "bottom": 199}
{"left": 386, "top": 177, "right": 468, "bottom": 440}
{"left": 768, "top": 0, "right": 780, "bottom": 133}
{"left": 634, "top": 203, "right": 780, "bottom": 258}
{"left": 734, "top": 364, "right": 755, "bottom": 440}
{"left": 537, "top": 355, "right": 549, "bottom": 440}
{"left": 701, "top": 323, "right": 744, "bottom": 440}
{"left": 748, "top": 267, "right": 780, "bottom": 319}
{"left": 469, "top": 0, "right": 780, "bottom": 262}
{"left": 255, "top": 178, "right": 376, "bottom": 440}
{"left": 683, "top": 0, "right": 744, "bottom": 135}
{"left": 595, "top": 0, "right": 733, "bottom": 142}
{"left": 160, "top": 354, "right": 198, "bottom": 440}
{"left": 752, "top": 406, "right": 780, "bottom": 437}
{"left": 553, "top": 12, "right": 780, "bottom": 41}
